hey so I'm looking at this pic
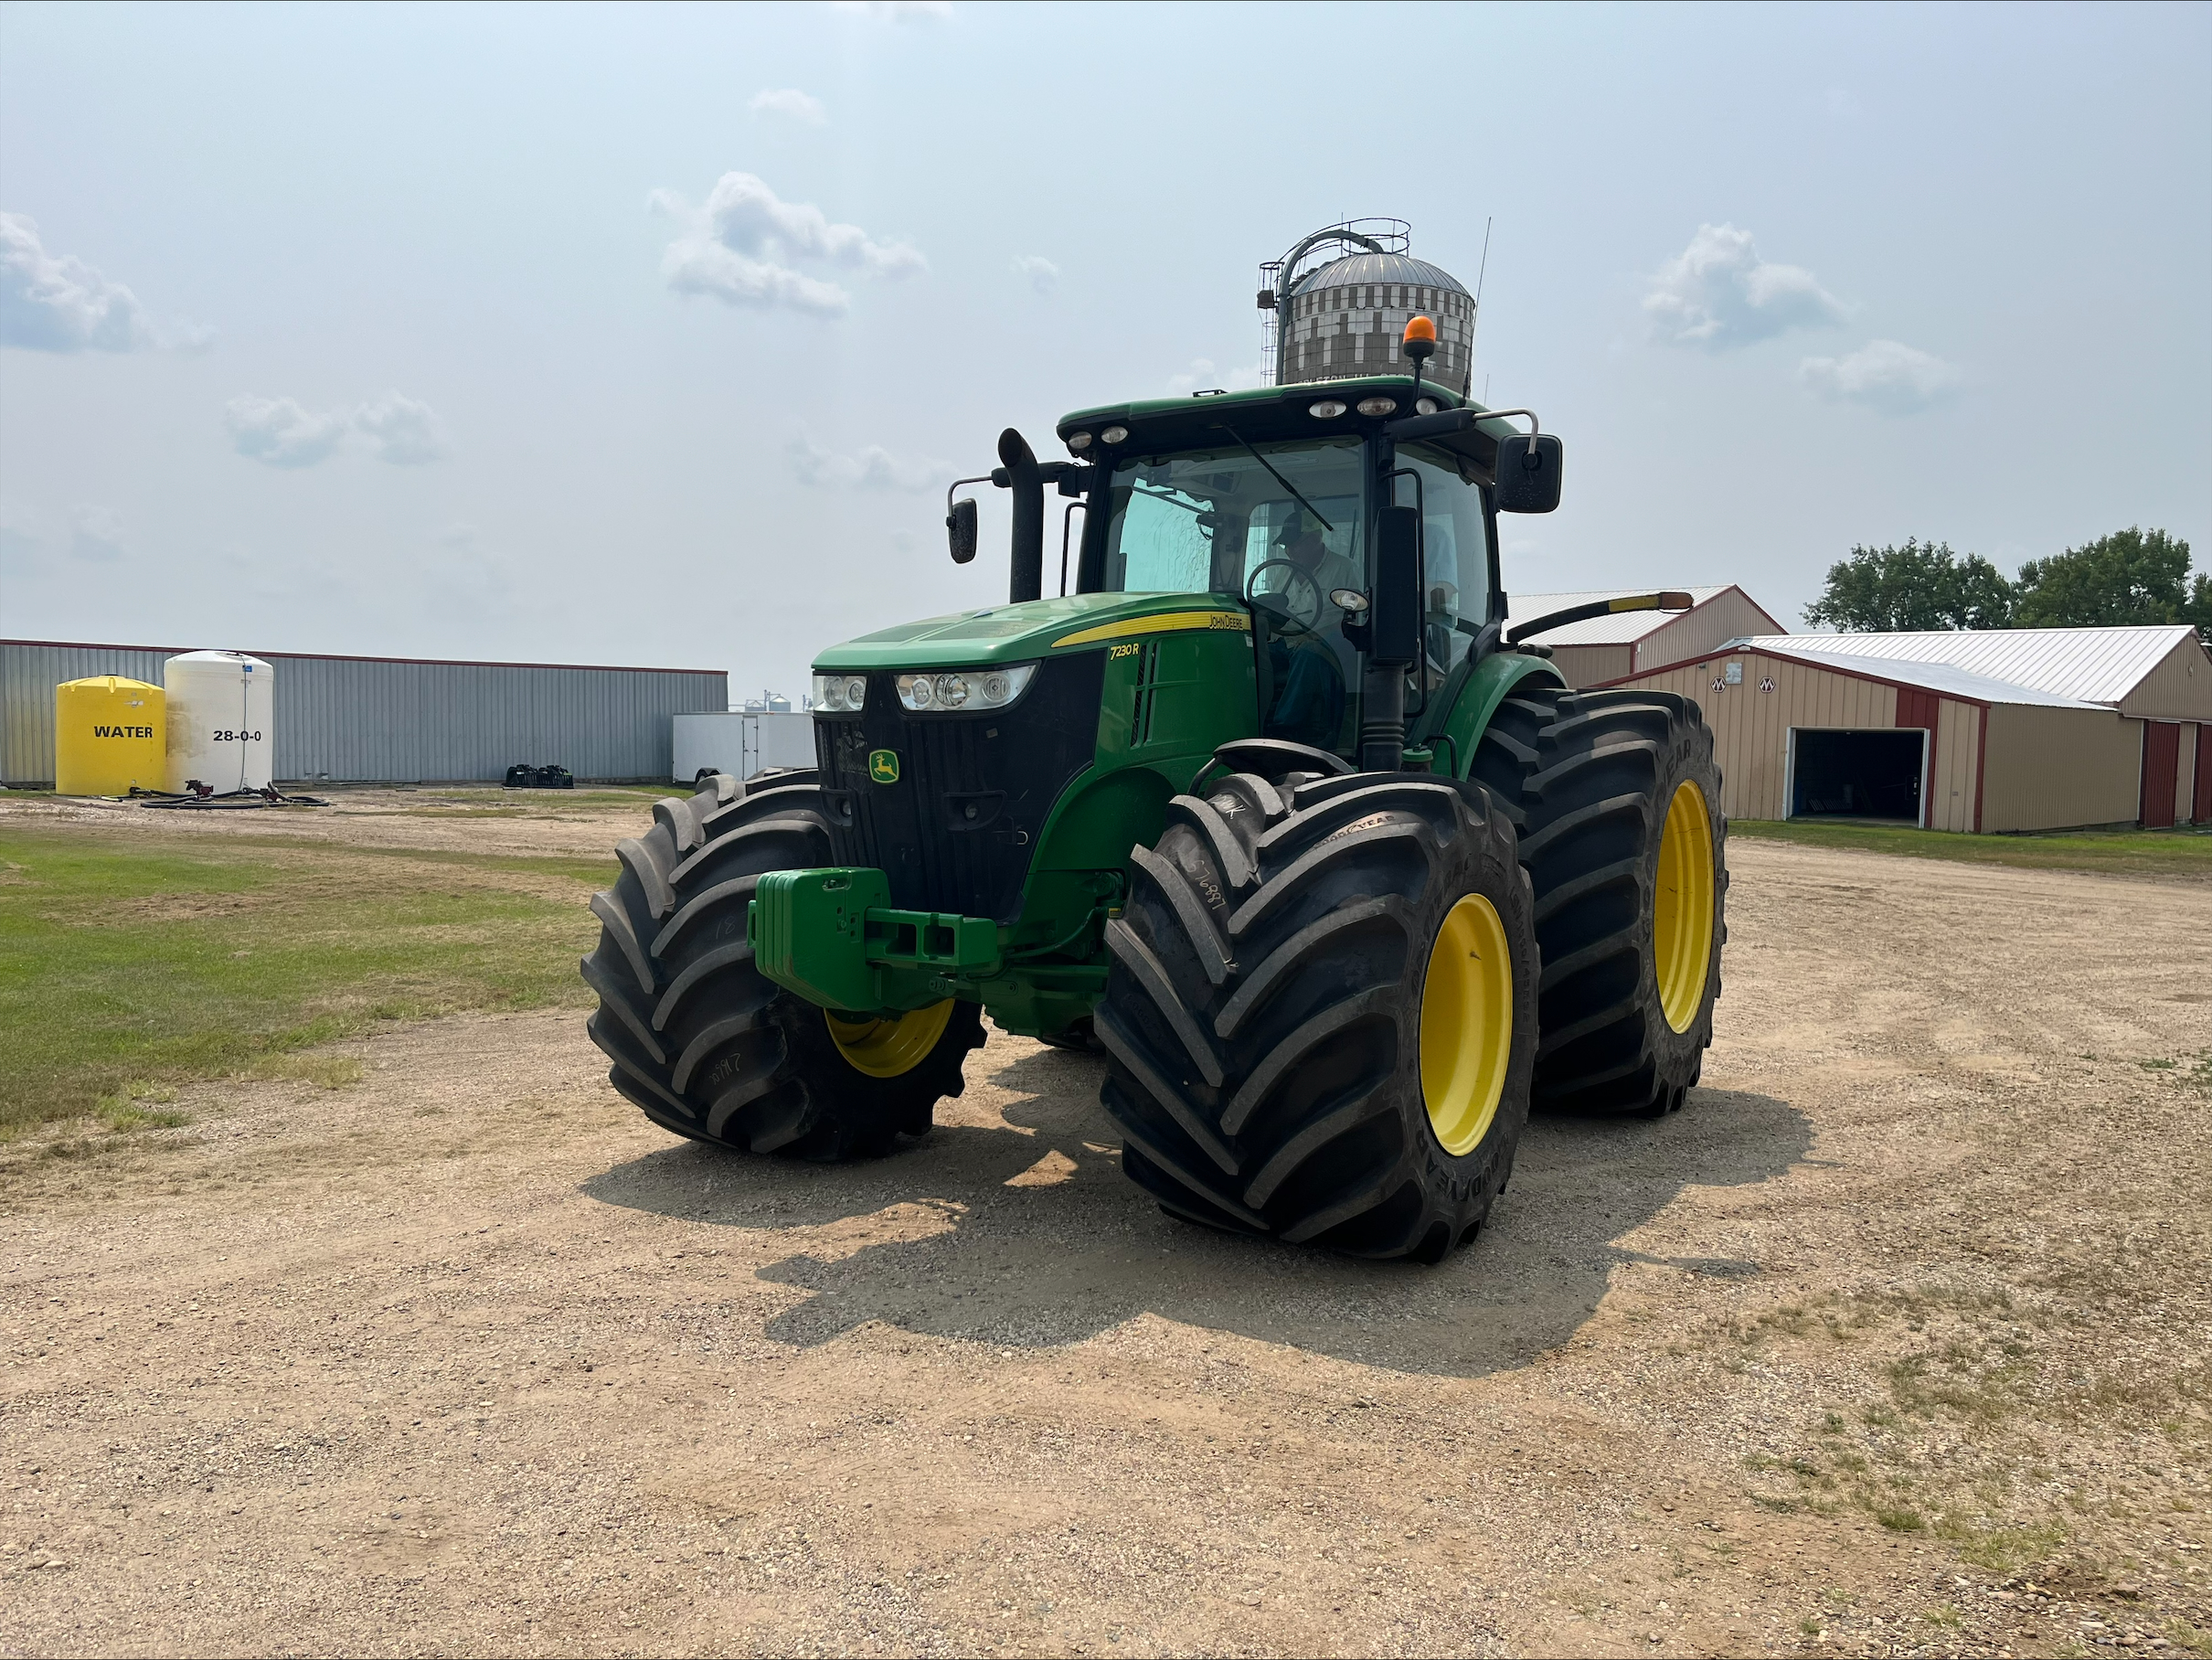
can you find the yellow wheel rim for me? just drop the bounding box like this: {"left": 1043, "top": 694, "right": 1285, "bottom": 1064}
{"left": 1653, "top": 780, "right": 1717, "bottom": 1033}
{"left": 824, "top": 1000, "right": 954, "bottom": 1079}
{"left": 1419, "top": 894, "right": 1515, "bottom": 1157}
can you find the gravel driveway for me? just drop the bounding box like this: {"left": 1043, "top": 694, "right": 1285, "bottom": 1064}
{"left": 5, "top": 834, "right": 2207, "bottom": 1656}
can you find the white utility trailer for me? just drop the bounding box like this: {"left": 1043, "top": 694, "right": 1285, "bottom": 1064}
{"left": 672, "top": 710, "right": 816, "bottom": 784}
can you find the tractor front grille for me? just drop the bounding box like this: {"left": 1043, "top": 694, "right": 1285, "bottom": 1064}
{"left": 814, "top": 652, "right": 1105, "bottom": 923}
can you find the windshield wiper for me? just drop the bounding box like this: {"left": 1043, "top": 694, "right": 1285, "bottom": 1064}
{"left": 1213, "top": 422, "right": 1334, "bottom": 533}
{"left": 1131, "top": 482, "right": 1207, "bottom": 516}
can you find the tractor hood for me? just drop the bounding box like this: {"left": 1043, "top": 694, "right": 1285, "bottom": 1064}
{"left": 813, "top": 591, "right": 1250, "bottom": 673}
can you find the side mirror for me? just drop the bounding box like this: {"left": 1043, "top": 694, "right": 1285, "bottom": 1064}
{"left": 1494, "top": 433, "right": 1564, "bottom": 515}
{"left": 946, "top": 497, "right": 978, "bottom": 564}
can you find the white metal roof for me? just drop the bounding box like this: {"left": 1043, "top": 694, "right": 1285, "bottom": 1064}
{"left": 1737, "top": 626, "right": 2199, "bottom": 708}
{"left": 1730, "top": 644, "right": 2105, "bottom": 708}
{"left": 1505, "top": 586, "right": 1735, "bottom": 646}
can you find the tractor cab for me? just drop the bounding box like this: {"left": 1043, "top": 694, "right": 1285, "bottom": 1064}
{"left": 1055, "top": 374, "right": 1533, "bottom": 763}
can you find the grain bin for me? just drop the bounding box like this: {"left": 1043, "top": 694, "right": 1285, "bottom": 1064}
{"left": 1260, "top": 220, "right": 1477, "bottom": 395}
{"left": 164, "top": 650, "right": 274, "bottom": 793}
{"left": 53, "top": 676, "right": 166, "bottom": 795}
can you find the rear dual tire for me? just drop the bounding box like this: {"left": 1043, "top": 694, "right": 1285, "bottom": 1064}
{"left": 1472, "top": 686, "right": 1727, "bottom": 1116}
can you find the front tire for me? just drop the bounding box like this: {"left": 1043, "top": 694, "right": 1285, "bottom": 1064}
{"left": 581, "top": 771, "right": 984, "bottom": 1159}
{"left": 1096, "top": 760, "right": 1538, "bottom": 1262}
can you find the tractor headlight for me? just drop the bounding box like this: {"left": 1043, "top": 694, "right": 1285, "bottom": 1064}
{"left": 1066, "top": 431, "right": 1092, "bottom": 452}
{"left": 812, "top": 673, "right": 870, "bottom": 713}
{"left": 1100, "top": 425, "right": 1129, "bottom": 445}
{"left": 1356, "top": 396, "right": 1398, "bottom": 417}
{"left": 895, "top": 664, "right": 1036, "bottom": 713}
{"left": 1308, "top": 399, "right": 1348, "bottom": 419}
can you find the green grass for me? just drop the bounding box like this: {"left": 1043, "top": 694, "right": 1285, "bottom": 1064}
{"left": 1937, "top": 1518, "right": 2066, "bottom": 1573}
{"left": 1731, "top": 818, "right": 2212, "bottom": 878}
{"left": 0, "top": 825, "right": 609, "bottom": 1136}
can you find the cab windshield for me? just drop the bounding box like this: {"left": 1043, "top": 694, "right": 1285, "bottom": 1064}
{"left": 1094, "top": 435, "right": 1493, "bottom": 649}
{"left": 1091, "top": 431, "right": 1494, "bottom": 756}
{"left": 1097, "top": 436, "right": 1366, "bottom": 603}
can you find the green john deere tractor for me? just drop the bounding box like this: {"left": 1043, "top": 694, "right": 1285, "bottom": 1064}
{"left": 583, "top": 315, "right": 1726, "bottom": 1262}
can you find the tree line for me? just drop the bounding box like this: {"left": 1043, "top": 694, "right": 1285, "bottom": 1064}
{"left": 1803, "top": 527, "right": 2211, "bottom": 644}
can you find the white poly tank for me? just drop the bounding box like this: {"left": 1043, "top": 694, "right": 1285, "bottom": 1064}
{"left": 164, "top": 651, "right": 275, "bottom": 793}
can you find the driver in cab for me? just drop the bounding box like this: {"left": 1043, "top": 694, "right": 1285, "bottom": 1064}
{"left": 1253, "top": 510, "right": 1357, "bottom": 749}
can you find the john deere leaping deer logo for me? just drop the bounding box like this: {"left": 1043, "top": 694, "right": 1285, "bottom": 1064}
{"left": 868, "top": 749, "right": 900, "bottom": 784}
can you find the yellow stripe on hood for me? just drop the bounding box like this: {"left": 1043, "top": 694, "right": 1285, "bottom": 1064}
{"left": 1051, "top": 610, "right": 1251, "bottom": 649}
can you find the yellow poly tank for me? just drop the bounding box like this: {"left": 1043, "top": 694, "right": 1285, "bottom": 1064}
{"left": 55, "top": 676, "right": 167, "bottom": 795}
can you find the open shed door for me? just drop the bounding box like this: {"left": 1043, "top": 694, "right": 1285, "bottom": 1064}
{"left": 1789, "top": 729, "right": 1927, "bottom": 825}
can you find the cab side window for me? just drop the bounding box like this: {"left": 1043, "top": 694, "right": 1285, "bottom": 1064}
{"left": 1397, "top": 446, "right": 1494, "bottom": 674}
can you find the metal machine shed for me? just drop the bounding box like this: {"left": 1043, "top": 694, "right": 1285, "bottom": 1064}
{"left": 1605, "top": 627, "right": 2212, "bottom": 833}
{"left": 2, "top": 638, "right": 728, "bottom": 787}
{"left": 1505, "top": 585, "right": 1783, "bottom": 686}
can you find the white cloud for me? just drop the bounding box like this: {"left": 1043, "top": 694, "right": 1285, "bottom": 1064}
{"left": 750, "top": 89, "right": 826, "bottom": 127}
{"left": 1, "top": 211, "right": 159, "bottom": 353}
{"left": 354, "top": 391, "right": 447, "bottom": 464}
{"left": 225, "top": 390, "right": 448, "bottom": 467}
{"left": 696, "top": 173, "right": 923, "bottom": 276}
{"left": 1643, "top": 223, "right": 1847, "bottom": 350}
{"left": 70, "top": 504, "right": 125, "bottom": 563}
{"left": 659, "top": 235, "right": 850, "bottom": 314}
{"left": 787, "top": 431, "right": 945, "bottom": 492}
{"left": 1165, "top": 356, "right": 1267, "bottom": 396}
{"left": 653, "top": 173, "right": 924, "bottom": 316}
{"left": 1799, "top": 338, "right": 1962, "bottom": 415}
{"left": 1013, "top": 254, "right": 1059, "bottom": 297}
{"left": 832, "top": 1, "right": 953, "bottom": 18}
{"left": 226, "top": 395, "right": 350, "bottom": 469}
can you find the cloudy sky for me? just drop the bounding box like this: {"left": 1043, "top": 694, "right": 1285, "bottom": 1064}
{"left": 3, "top": 1, "right": 2207, "bottom": 694}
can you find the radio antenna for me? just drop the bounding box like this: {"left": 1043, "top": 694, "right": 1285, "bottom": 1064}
{"left": 1469, "top": 217, "right": 1494, "bottom": 397}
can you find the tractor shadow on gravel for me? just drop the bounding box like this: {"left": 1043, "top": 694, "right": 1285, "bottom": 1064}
{"left": 581, "top": 1043, "right": 1813, "bottom": 1379}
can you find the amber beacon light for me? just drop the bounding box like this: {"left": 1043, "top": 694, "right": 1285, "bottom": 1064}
{"left": 1402, "top": 313, "right": 1439, "bottom": 407}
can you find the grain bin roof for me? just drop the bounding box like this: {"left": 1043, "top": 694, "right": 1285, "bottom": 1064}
{"left": 1737, "top": 626, "right": 2200, "bottom": 708}
{"left": 1505, "top": 587, "right": 1736, "bottom": 646}
{"left": 1290, "top": 252, "right": 1470, "bottom": 298}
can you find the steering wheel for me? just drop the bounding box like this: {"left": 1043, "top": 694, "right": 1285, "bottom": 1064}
{"left": 1245, "top": 559, "right": 1324, "bottom": 637}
